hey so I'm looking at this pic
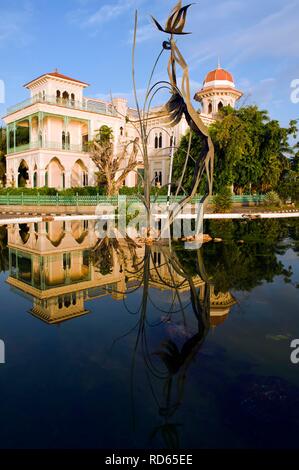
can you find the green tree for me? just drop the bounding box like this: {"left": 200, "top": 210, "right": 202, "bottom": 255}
{"left": 173, "top": 106, "right": 298, "bottom": 195}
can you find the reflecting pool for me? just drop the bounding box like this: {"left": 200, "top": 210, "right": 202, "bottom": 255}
{"left": 0, "top": 218, "right": 298, "bottom": 449}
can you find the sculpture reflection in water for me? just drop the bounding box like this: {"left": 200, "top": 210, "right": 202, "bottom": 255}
{"left": 5, "top": 221, "right": 235, "bottom": 447}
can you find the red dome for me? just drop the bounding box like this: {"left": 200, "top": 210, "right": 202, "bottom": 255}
{"left": 204, "top": 68, "right": 234, "bottom": 84}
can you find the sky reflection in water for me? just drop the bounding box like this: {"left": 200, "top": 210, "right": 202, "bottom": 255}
{"left": 0, "top": 218, "right": 298, "bottom": 449}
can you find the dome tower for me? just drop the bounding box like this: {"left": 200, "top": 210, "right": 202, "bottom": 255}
{"left": 194, "top": 61, "right": 243, "bottom": 122}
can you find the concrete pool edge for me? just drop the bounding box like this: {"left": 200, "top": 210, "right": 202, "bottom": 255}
{"left": 0, "top": 211, "right": 299, "bottom": 226}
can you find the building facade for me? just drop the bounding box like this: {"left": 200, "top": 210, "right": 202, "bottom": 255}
{"left": 3, "top": 65, "right": 242, "bottom": 190}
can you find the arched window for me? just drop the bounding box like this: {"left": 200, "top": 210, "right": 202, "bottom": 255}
{"left": 154, "top": 171, "right": 162, "bottom": 186}
{"left": 42, "top": 90, "right": 46, "bottom": 101}
{"left": 159, "top": 132, "right": 162, "bottom": 148}
{"left": 83, "top": 173, "right": 88, "bottom": 186}
{"left": 71, "top": 93, "right": 75, "bottom": 106}
{"left": 62, "top": 91, "right": 69, "bottom": 102}
{"left": 64, "top": 295, "right": 71, "bottom": 308}
{"left": 218, "top": 102, "right": 224, "bottom": 112}
{"left": 56, "top": 90, "right": 61, "bottom": 103}
{"left": 208, "top": 102, "right": 213, "bottom": 114}
{"left": 33, "top": 172, "right": 37, "bottom": 188}
{"left": 154, "top": 134, "right": 158, "bottom": 149}
{"left": 62, "top": 131, "right": 66, "bottom": 149}
{"left": 120, "top": 126, "right": 123, "bottom": 137}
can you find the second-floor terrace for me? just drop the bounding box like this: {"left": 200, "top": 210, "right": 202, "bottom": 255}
{"left": 6, "top": 111, "right": 90, "bottom": 155}
{"left": 5, "top": 93, "right": 117, "bottom": 117}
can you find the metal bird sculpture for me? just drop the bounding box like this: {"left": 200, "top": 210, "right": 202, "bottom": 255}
{"left": 151, "top": 1, "right": 193, "bottom": 35}
{"left": 152, "top": 1, "right": 215, "bottom": 211}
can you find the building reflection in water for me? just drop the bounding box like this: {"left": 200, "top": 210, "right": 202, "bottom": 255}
{"left": 6, "top": 221, "right": 236, "bottom": 326}
{"left": 5, "top": 220, "right": 237, "bottom": 448}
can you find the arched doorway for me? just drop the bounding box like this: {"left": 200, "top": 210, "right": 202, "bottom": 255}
{"left": 46, "top": 158, "right": 65, "bottom": 189}
{"left": 18, "top": 160, "right": 29, "bottom": 187}
{"left": 71, "top": 160, "right": 88, "bottom": 187}
{"left": 218, "top": 101, "right": 224, "bottom": 112}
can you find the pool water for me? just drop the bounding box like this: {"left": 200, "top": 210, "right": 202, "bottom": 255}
{"left": 0, "top": 218, "right": 298, "bottom": 449}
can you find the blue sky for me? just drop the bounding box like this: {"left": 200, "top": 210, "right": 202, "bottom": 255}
{"left": 1, "top": 0, "right": 299, "bottom": 127}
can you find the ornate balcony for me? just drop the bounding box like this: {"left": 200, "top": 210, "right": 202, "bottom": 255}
{"left": 7, "top": 141, "right": 89, "bottom": 155}
{"left": 6, "top": 94, "right": 117, "bottom": 117}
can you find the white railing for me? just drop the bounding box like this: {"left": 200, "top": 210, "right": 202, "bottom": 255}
{"left": 7, "top": 95, "right": 117, "bottom": 116}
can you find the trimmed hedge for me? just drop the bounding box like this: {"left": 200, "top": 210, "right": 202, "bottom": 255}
{"left": 119, "top": 185, "right": 169, "bottom": 196}
{"left": 0, "top": 186, "right": 106, "bottom": 196}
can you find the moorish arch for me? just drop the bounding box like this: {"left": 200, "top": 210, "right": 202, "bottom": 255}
{"left": 19, "top": 223, "right": 30, "bottom": 244}
{"left": 71, "top": 220, "right": 88, "bottom": 244}
{"left": 18, "top": 160, "right": 29, "bottom": 188}
{"left": 46, "top": 157, "right": 65, "bottom": 189}
{"left": 71, "top": 159, "right": 88, "bottom": 187}
{"left": 46, "top": 221, "right": 65, "bottom": 247}
{"left": 33, "top": 164, "right": 38, "bottom": 188}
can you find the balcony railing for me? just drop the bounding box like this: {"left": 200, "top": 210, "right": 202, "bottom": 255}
{"left": 6, "top": 94, "right": 117, "bottom": 116}
{"left": 7, "top": 141, "right": 89, "bottom": 155}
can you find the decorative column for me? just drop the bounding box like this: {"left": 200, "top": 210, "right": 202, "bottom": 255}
{"left": 29, "top": 115, "right": 32, "bottom": 147}
{"left": 64, "top": 170, "right": 71, "bottom": 188}
{"left": 64, "top": 116, "right": 69, "bottom": 149}
{"left": 39, "top": 169, "right": 46, "bottom": 187}
{"left": 88, "top": 120, "right": 92, "bottom": 141}
{"left": 6, "top": 125, "right": 10, "bottom": 154}
{"left": 28, "top": 162, "right": 34, "bottom": 188}
{"left": 13, "top": 122, "right": 16, "bottom": 153}
{"left": 38, "top": 112, "right": 44, "bottom": 148}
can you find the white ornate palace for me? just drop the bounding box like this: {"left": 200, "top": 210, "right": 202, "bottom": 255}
{"left": 2, "top": 65, "right": 242, "bottom": 189}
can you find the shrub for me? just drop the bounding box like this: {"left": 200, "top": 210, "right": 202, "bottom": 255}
{"left": 0, "top": 187, "right": 57, "bottom": 195}
{"left": 59, "top": 186, "right": 106, "bottom": 196}
{"left": 213, "top": 187, "right": 233, "bottom": 213}
{"left": 0, "top": 186, "right": 106, "bottom": 196}
{"left": 119, "top": 185, "right": 169, "bottom": 196}
{"left": 119, "top": 186, "right": 142, "bottom": 195}
{"left": 263, "top": 190, "right": 282, "bottom": 207}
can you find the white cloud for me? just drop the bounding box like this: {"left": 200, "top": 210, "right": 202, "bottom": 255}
{"left": 68, "top": 0, "right": 146, "bottom": 29}
{"left": 186, "top": 0, "right": 299, "bottom": 69}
